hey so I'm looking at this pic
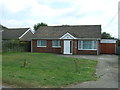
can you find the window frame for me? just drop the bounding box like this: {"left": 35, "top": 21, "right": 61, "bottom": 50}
{"left": 78, "top": 40, "right": 97, "bottom": 50}
{"left": 37, "top": 40, "right": 47, "bottom": 47}
{"left": 52, "top": 40, "right": 61, "bottom": 48}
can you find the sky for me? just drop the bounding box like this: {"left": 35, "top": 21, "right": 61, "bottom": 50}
{"left": 0, "top": 0, "right": 119, "bottom": 38}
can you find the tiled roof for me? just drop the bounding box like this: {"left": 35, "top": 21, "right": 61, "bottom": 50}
{"left": 2, "top": 28, "right": 29, "bottom": 40}
{"left": 19, "top": 30, "right": 34, "bottom": 41}
{"left": 33, "top": 25, "right": 101, "bottom": 39}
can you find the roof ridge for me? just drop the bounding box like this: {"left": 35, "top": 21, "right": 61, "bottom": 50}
{"left": 8, "top": 27, "right": 29, "bottom": 29}
{"left": 31, "top": 25, "right": 101, "bottom": 39}
{"left": 39, "top": 25, "right": 101, "bottom": 27}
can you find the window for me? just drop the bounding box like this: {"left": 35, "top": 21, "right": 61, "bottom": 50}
{"left": 37, "top": 40, "right": 47, "bottom": 47}
{"left": 78, "top": 40, "right": 97, "bottom": 50}
{"left": 52, "top": 40, "right": 61, "bottom": 47}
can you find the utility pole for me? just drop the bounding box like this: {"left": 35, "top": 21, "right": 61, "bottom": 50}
{"left": 118, "top": 1, "right": 120, "bottom": 39}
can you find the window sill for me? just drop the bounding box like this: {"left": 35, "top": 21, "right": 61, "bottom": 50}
{"left": 37, "top": 46, "right": 47, "bottom": 47}
{"left": 52, "top": 46, "right": 61, "bottom": 48}
{"left": 78, "top": 49, "right": 97, "bottom": 50}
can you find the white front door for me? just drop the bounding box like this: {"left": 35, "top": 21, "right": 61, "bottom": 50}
{"left": 64, "top": 40, "right": 72, "bottom": 54}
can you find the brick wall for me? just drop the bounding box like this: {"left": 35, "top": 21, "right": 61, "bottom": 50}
{"left": 32, "top": 40, "right": 63, "bottom": 54}
{"left": 77, "top": 50, "right": 97, "bottom": 55}
{"left": 72, "top": 40, "right": 78, "bottom": 54}
{"left": 32, "top": 39, "right": 98, "bottom": 55}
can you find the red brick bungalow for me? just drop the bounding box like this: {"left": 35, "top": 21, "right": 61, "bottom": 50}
{"left": 24, "top": 25, "right": 101, "bottom": 55}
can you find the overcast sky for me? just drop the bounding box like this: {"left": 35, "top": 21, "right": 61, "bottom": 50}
{"left": 0, "top": 0, "right": 119, "bottom": 38}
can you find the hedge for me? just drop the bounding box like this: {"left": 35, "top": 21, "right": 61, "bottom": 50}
{"left": 2, "top": 40, "right": 30, "bottom": 52}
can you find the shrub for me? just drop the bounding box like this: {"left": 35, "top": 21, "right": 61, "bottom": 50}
{"left": 2, "top": 39, "right": 30, "bottom": 52}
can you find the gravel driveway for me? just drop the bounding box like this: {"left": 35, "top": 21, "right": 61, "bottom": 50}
{"left": 59, "top": 54, "right": 118, "bottom": 88}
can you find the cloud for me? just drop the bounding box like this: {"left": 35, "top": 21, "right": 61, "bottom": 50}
{"left": 0, "top": 0, "right": 119, "bottom": 37}
{"left": 1, "top": 19, "right": 37, "bottom": 28}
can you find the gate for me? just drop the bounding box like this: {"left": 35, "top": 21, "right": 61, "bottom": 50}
{"left": 117, "top": 46, "right": 120, "bottom": 54}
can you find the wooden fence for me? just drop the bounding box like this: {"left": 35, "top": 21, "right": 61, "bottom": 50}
{"left": 117, "top": 46, "right": 120, "bottom": 54}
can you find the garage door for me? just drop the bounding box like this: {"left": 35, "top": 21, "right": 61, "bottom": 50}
{"left": 100, "top": 43, "right": 116, "bottom": 54}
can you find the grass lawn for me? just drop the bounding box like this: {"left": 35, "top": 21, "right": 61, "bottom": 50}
{"left": 2, "top": 52, "right": 98, "bottom": 88}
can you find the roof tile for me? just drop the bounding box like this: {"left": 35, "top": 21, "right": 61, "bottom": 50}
{"left": 33, "top": 25, "right": 101, "bottom": 39}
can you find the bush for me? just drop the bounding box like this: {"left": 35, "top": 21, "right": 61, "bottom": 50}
{"left": 2, "top": 39, "right": 30, "bottom": 52}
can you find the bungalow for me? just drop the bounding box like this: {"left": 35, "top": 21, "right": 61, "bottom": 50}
{"left": 1, "top": 26, "right": 33, "bottom": 52}
{"left": 20, "top": 25, "right": 102, "bottom": 55}
{"left": 2, "top": 27, "right": 32, "bottom": 40}
{"left": 0, "top": 24, "right": 8, "bottom": 31}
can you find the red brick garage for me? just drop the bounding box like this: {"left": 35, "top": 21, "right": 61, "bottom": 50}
{"left": 100, "top": 39, "right": 117, "bottom": 54}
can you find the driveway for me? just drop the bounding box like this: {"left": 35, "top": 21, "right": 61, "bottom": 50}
{"left": 59, "top": 54, "right": 118, "bottom": 88}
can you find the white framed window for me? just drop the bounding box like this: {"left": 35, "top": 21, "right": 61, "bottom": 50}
{"left": 78, "top": 40, "right": 97, "bottom": 50}
{"left": 52, "top": 40, "right": 61, "bottom": 48}
{"left": 37, "top": 40, "right": 47, "bottom": 47}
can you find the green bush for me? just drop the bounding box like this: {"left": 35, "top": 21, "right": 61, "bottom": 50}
{"left": 2, "top": 40, "right": 30, "bottom": 52}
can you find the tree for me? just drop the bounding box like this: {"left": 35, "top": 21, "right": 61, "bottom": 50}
{"left": 34, "top": 22, "right": 47, "bottom": 31}
{"left": 101, "top": 32, "right": 114, "bottom": 39}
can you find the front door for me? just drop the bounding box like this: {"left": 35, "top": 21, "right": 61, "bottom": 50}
{"left": 64, "top": 40, "right": 72, "bottom": 54}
